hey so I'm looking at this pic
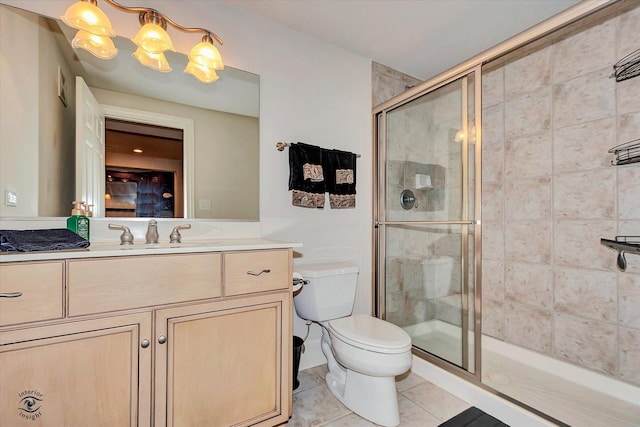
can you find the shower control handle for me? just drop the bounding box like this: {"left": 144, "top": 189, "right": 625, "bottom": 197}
{"left": 400, "top": 189, "right": 416, "bottom": 210}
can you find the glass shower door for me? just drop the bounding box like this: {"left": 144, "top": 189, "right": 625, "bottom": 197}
{"left": 375, "top": 69, "right": 480, "bottom": 375}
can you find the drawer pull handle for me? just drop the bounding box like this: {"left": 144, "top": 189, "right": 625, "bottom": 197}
{"left": 0, "top": 292, "right": 23, "bottom": 298}
{"left": 158, "top": 335, "right": 167, "bottom": 345}
{"left": 247, "top": 269, "right": 271, "bottom": 276}
{"left": 141, "top": 339, "right": 150, "bottom": 348}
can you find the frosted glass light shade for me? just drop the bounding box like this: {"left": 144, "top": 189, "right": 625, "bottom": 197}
{"left": 72, "top": 30, "right": 117, "bottom": 59}
{"left": 132, "top": 47, "right": 172, "bottom": 72}
{"left": 132, "top": 23, "right": 175, "bottom": 54}
{"left": 61, "top": 0, "right": 115, "bottom": 37}
{"left": 184, "top": 61, "right": 219, "bottom": 83}
{"left": 188, "top": 41, "right": 224, "bottom": 70}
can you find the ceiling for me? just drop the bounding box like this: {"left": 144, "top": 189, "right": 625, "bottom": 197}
{"left": 225, "top": 0, "right": 582, "bottom": 80}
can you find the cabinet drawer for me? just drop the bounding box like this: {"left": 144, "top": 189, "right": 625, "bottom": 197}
{"left": 0, "top": 261, "right": 64, "bottom": 327}
{"left": 224, "top": 250, "right": 290, "bottom": 296}
{"left": 68, "top": 253, "right": 221, "bottom": 316}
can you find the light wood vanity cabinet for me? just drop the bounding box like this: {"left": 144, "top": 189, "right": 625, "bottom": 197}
{"left": 0, "top": 248, "right": 292, "bottom": 427}
{"left": 0, "top": 313, "right": 152, "bottom": 427}
{"left": 0, "top": 261, "right": 64, "bottom": 326}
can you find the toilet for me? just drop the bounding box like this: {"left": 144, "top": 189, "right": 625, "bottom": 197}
{"left": 294, "top": 262, "right": 412, "bottom": 427}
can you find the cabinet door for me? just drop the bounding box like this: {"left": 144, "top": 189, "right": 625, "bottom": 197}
{"left": 0, "top": 313, "right": 152, "bottom": 427}
{"left": 155, "top": 293, "right": 290, "bottom": 427}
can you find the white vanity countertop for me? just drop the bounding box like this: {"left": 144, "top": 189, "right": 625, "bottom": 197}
{"left": 0, "top": 238, "right": 302, "bottom": 263}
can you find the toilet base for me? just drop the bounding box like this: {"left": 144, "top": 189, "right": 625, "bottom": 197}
{"left": 320, "top": 328, "right": 402, "bottom": 427}
{"left": 325, "top": 369, "right": 400, "bottom": 427}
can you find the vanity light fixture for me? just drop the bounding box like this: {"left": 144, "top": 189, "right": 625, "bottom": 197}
{"left": 61, "top": 0, "right": 224, "bottom": 82}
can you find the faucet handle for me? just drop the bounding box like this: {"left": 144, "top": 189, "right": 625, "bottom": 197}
{"left": 169, "top": 224, "right": 192, "bottom": 244}
{"left": 109, "top": 224, "right": 134, "bottom": 245}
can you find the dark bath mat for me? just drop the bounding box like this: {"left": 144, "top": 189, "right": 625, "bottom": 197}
{"left": 438, "top": 406, "right": 509, "bottom": 427}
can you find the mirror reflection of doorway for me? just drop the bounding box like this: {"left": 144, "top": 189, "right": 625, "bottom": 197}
{"left": 104, "top": 119, "right": 184, "bottom": 217}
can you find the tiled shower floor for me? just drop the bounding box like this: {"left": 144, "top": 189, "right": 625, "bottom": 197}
{"left": 287, "top": 365, "right": 472, "bottom": 426}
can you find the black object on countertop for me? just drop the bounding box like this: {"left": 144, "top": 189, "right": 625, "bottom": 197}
{"left": 0, "top": 229, "right": 90, "bottom": 252}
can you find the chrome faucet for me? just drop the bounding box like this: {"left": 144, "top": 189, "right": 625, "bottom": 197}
{"left": 169, "top": 224, "right": 191, "bottom": 244}
{"left": 145, "top": 219, "right": 159, "bottom": 244}
{"left": 109, "top": 224, "right": 134, "bottom": 245}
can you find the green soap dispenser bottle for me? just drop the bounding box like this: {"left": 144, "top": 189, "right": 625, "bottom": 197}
{"left": 67, "top": 201, "right": 90, "bottom": 240}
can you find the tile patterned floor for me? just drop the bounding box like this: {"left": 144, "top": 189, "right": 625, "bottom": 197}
{"left": 287, "top": 365, "right": 472, "bottom": 426}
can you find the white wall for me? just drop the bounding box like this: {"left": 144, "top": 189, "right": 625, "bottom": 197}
{"left": 3, "top": 0, "right": 373, "bottom": 367}
{"left": 0, "top": 6, "right": 40, "bottom": 216}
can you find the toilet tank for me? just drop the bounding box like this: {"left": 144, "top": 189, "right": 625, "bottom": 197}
{"left": 293, "top": 262, "right": 359, "bottom": 322}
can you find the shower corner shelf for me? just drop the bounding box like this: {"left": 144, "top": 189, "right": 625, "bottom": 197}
{"left": 600, "top": 236, "right": 640, "bottom": 271}
{"left": 608, "top": 139, "right": 640, "bottom": 166}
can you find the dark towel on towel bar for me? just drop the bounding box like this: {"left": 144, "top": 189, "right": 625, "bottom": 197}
{"left": 325, "top": 149, "right": 357, "bottom": 209}
{"left": 288, "top": 142, "right": 326, "bottom": 208}
{"left": 0, "top": 229, "right": 90, "bottom": 252}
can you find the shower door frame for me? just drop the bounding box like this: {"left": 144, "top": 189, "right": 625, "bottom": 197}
{"left": 373, "top": 65, "right": 483, "bottom": 382}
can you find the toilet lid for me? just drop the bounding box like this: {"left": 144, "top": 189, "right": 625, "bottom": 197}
{"left": 327, "top": 314, "right": 412, "bottom": 354}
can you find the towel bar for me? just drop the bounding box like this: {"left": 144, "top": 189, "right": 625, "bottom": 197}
{"left": 276, "top": 141, "right": 361, "bottom": 158}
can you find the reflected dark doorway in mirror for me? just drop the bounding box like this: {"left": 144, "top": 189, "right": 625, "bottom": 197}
{"left": 105, "top": 118, "right": 184, "bottom": 217}
{"left": 106, "top": 170, "right": 175, "bottom": 217}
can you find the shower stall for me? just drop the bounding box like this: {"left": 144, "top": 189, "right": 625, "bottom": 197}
{"left": 374, "top": 67, "right": 481, "bottom": 378}
{"left": 374, "top": 2, "right": 640, "bottom": 425}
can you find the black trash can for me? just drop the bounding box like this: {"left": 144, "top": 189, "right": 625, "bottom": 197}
{"left": 292, "top": 336, "right": 304, "bottom": 390}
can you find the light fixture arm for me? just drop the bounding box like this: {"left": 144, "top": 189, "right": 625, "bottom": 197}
{"left": 102, "top": 0, "right": 223, "bottom": 45}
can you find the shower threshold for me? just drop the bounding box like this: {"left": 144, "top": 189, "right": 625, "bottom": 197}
{"left": 405, "top": 320, "right": 640, "bottom": 427}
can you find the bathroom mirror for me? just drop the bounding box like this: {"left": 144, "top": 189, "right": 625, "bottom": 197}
{"left": 0, "top": 3, "right": 259, "bottom": 220}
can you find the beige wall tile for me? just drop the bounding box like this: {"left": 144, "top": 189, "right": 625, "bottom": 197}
{"left": 386, "top": 257, "right": 403, "bottom": 293}
{"left": 552, "top": 18, "right": 615, "bottom": 83}
{"left": 505, "top": 261, "right": 553, "bottom": 309}
{"left": 505, "top": 46, "right": 551, "bottom": 99}
{"left": 482, "top": 297, "right": 504, "bottom": 339}
{"left": 482, "top": 140, "right": 504, "bottom": 182}
{"left": 482, "top": 103, "right": 504, "bottom": 147}
{"left": 385, "top": 291, "right": 406, "bottom": 326}
{"left": 504, "top": 177, "right": 551, "bottom": 221}
{"left": 619, "top": 327, "right": 640, "bottom": 386}
{"left": 553, "top": 220, "right": 617, "bottom": 270}
{"left": 619, "top": 166, "right": 640, "bottom": 220}
{"left": 619, "top": 273, "right": 640, "bottom": 329}
{"left": 403, "top": 257, "right": 424, "bottom": 292}
{"left": 617, "top": 111, "right": 640, "bottom": 145}
{"left": 505, "top": 132, "right": 552, "bottom": 179}
{"left": 482, "top": 259, "right": 505, "bottom": 300}
{"left": 554, "top": 266, "right": 617, "bottom": 322}
{"left": 553, "top": 68, "right": 616, "bottom": 129}
{"left": 505, "top": 86, "right": 552, "bottom": 139}
{"left": 482, "top": 220, "right": 504, "bottom": 261}
{"left": 482, "top": 67, "right": 504, "bottom": 108}
{"left": 553, "top": 169, "right": 616, "bottom": 219}
{"left": 553, "top": 117, "right": 616, "bottom": 171}
{"left": 617, "top": 74, "right": 640, "bottom": 115}
{"left": 505, "top": 220, "right": 552, "bottom": 263}
{"left": 617, "top": 6, "right": 640, "bottom": 59}
{"left": 481, "top": 180, "right": 503, "bottom": 221}
{"left": 554, "top": 313, "right": 618, "bottom": 375}
{"left": 504, "top": 302, "right": 552, "bottom": 354}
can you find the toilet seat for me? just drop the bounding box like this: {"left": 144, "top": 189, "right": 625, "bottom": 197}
{"left": 327, "top": 314, "right": 412, "bottom": 354}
